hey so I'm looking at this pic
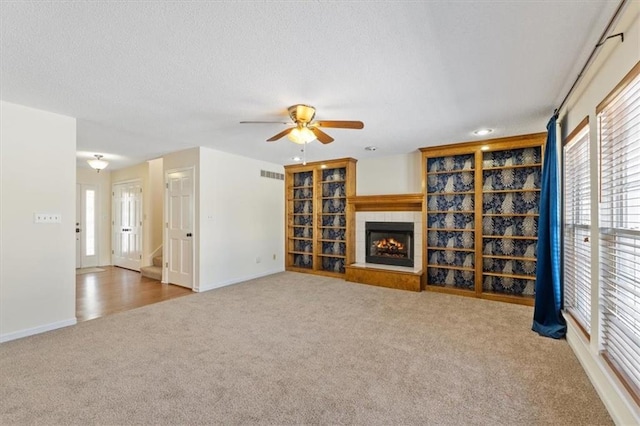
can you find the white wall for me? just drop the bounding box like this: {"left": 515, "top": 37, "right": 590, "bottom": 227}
{"left": 559, "top": 2, "right": 640, "bottom": 423}
{"left": 198, "top": 147, "right": 284, "bottom": 291}
{"left": 76, "top": 168, "right": 112, "bottom": 266}
{"left": 0, "top": 101, "right": 77, "bottom": 341}
{"left": 356, "top": 151, "right": 422, "bottom": 195}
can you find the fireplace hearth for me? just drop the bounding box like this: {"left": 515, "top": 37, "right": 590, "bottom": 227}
{"left": 365, "top": 221, "right": 414, "bottom": 267}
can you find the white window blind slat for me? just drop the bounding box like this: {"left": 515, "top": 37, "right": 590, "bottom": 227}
{"left": 564, "top": 123, "right": 591, "bottom": 335}
{"left": 599, "top": 65, "right": 640, "bottom": 398}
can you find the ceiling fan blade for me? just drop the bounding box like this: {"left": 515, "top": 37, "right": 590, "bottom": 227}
{"left": 266, "top": 127, "right": 294, "bottom": 142}
{"left": 314, "top": 120, "right": 364, "bottom": 129}
{"left": 310, "top": 127, "right": 334, "bottom": 144}
{"left": 240, "top": 121, "right": 290, "bottom": 124}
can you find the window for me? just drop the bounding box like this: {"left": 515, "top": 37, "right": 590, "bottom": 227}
{"left": 563, "top": 118, "right": 591, "bottom": 336}
{"left": 598, "top": 62, "right": 640, "bottom": 399}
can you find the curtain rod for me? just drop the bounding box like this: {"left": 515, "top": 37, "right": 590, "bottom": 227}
{"left": 554, "top": 0, "right": 628, "bottom": 118}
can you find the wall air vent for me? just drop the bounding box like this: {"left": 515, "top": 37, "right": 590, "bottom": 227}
{"left": 260, "top": 170, "right": 284, "bottom": 181}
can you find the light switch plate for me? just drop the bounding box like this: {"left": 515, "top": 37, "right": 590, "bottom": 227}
{"left": 34, "top": 213, "right": 62, "bottom": 223}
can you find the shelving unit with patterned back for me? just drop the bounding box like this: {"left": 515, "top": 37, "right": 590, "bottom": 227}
{"left": 425, "top": 153, "right": 476, "bottom": 292}
{"left": 285, "top": 158, "right": 356, "bottom": 278}
{"left": 421, "top": 133, "right": 546, "bottom": 306}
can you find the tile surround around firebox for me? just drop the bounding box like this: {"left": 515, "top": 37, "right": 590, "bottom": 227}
{"left": 355, "top": 211, "right": 423, "bottom": 271}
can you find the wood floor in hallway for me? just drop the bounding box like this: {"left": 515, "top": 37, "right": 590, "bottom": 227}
{"left": 76, "top": 266, "right": 193, "bottom": 322}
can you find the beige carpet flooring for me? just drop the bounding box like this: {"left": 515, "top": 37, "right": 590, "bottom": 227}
{"left": 0, "top": 272, "right": 611, "bottom": 425}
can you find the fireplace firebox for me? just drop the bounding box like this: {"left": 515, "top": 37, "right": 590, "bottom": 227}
{"left": 365, "top": 221, "right": 414, "bottom": 267}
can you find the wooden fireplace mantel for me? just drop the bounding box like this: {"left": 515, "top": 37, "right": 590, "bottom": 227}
{"left": 347, "top": 193, "right": 423, "bottom": 212}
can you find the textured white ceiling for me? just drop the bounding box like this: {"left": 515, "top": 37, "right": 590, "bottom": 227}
{"left": 1, "top": 1, "right": 620, "bottom": 170}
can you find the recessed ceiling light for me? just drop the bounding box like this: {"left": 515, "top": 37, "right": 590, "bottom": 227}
{"left": 320, "top": 164, "right": 327, "bottom": 169}
{"left": 473, "top": 128, "right": 493, "bottom": 136}
{"left": 480, "top": 145, "right": 490, "bottom": 151}
{"left": 365, "top": 146, "right": 377, "bottom": 151}
{"left": 291, "top": 156, "right": 301, "bottom": 161}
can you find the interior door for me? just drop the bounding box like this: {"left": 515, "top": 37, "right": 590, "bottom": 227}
{"left": 112, "top": 181, "right": 142, "bottom": 271}
{"left": 76, "top": 184, "right": 81, "bottom": 268}
{"left": 166, "top": 169, "right": 193, "bottom": 289}
{"left": 76, "top": 183, "right": 98, "bottom": 268}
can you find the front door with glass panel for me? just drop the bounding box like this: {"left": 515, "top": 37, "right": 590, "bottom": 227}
{"left": 76, "top": 183, "right": 98, "bottom": 268}
{"left": 112, "top": 180, "right": 143, "bottom": 271}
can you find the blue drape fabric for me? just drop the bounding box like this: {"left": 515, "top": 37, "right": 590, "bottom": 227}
{"left": 532, "top": 115, "right": 566, "bottom": 339}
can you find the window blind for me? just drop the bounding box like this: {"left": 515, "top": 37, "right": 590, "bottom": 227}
{"left": 563, "top": 121, "right": 591, "bottom": 335}
{"left": 598, "top": 63, "right": 640, "bottom": 398}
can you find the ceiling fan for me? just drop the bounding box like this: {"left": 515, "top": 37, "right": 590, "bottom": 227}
{"left": 240, "top": 104, "right": 364, "bottom": 144}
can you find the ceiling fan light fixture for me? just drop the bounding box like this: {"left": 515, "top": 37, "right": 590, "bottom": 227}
{"left": 289, "top": 104, "right": 316, "bottom": 123}
{"left": 87, "top": 154, "right": 109, "bottom": 172}
{"left": 288, "top": 127, "right": 316, "bottom": 144}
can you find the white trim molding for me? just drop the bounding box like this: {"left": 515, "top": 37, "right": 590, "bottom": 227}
{"left": 566, "top": 316, "right": 640, "bottom": 424}
{"left": 0, "top": 318, "right": 77, "bottom": 343}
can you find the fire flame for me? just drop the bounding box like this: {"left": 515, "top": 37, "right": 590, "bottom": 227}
{"left": 375, "top": 238, "right": 405, "bottom": 251}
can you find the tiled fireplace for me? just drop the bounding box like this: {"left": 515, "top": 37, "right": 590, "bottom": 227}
{"left": 355, "top": 211, "right": 422, "bottom": 270}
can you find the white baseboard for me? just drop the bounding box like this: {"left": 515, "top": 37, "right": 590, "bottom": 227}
{"left": 0, "top": 318, "right": 77, "bottom": 343}
{"left": 566, "top": 317, "right": 640, "bottom": 424}
{"left": 197, "top": 268, "right": 285, "bottom": 293}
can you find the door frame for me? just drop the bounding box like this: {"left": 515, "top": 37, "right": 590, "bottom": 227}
{"left": 111, "top": 178, "right": 143, "bottom": 271}
{"left": 163, "top": 167, "right": 196, "bottom": 290}
{"left": 76, "top": 183, "right": 99, "bottom": 268}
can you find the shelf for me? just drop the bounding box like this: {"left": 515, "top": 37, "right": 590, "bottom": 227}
{"left": 427, "top": 227, "right": 475, "bottom": 232}
{"left": 291, "top": 225, "right": 312, "bottom": 228}
{"left": 320, "top": 179, "right": 346, "bottom": 184}
{"left": 290, "top": 237, "right": 313, "bottom": 241}
{"left": 292, "top": 185, "right": 313, "bottom": 189}
{"left": 483, "top": 189, "right": 541, "bottom": 194}
{"left": 318, "top": 238, "right": 345, "bottom": 242}
{"left": 427, "top": 264, "right": 475, "bottom": 272}
{"left": 320, "top": 213, "right": 345, "bottom": 216}
{"left": 427, "top": 246, "right": 475, "bottom": 252}
{"left": 321, "top": 196, "right": 346, "bottom": 200}
{"left": 288, "top": 250, "right": 314, "bottom": 255}
{"left": 483, "top": 254, "right": 536, "bottom": 261}
{"left": 291, "top": 198, "right": 313, "bottom": 201}
{"left": 318, "top": 253, "right": 346, "bottom": 259}
{"left": 427, "top": 169, "right": 474, "bottom": 175}
{"left": 482, "top": 213, "right": 539, "bottom": 217}
{"left": 482, "top": 235, "right": 538, "bottom": 240}
{"left": 291, "top": 213, "right": 314, "bottom": 216}
{"left": 427, "top": 190, "right": 475, "bottom": 195}
{"left": 429, "top": 210, "right": 475, "bottom": 214}
{"left": 319, "top": 226, "right": 346, "bottom": 230}
{"left": 483, "top": 272, "right": 536, "bottom": 280}
{"left": 482, "top": 163, "right": 542, "bottom": 171}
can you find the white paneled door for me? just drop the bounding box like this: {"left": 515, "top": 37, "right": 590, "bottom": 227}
{"left": 112, "top": 181, "right": 142, "bottom": 271}
{"left": 76, "top": 183, "right": 98, "bottom": 268}
{"left": 166, "top": 169, "right": 193, "bottom": 289}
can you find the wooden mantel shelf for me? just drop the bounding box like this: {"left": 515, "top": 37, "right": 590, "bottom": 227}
{"left": 347, "top": 193, "right": 423, "bottom": 212}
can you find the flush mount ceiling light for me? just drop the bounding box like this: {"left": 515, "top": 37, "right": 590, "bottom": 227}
{"left": 291, "top": 156, "right": 302, "bottom": 162}
{"left": 365, "top": 146, "right": 377, "bottom": 151}
{"left": 473, "top": 128, "right": 494, "bottom": 136}
{"left": 87, "top": 154, "right": 108, "bottom": 172}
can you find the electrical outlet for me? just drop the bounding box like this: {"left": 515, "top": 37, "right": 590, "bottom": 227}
{"left": 34, "top": 213, "right": 61, "bottom": 223}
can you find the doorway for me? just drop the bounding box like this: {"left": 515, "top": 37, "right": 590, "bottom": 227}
{"left": 112, "top": 180, "right": 143, "bottom": 271}
{"left": 165, "top": 168, "right": 194, "bottom": 289}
